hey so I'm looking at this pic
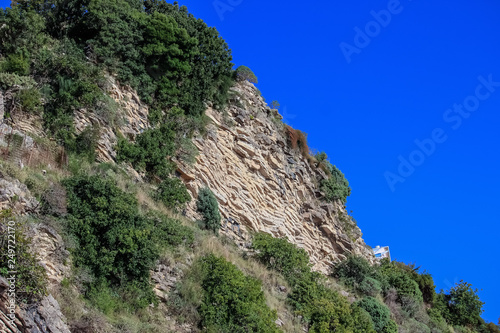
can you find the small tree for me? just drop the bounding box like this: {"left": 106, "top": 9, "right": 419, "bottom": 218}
{"left": 442, "top": 281, "right": 484, "bottom": 327}
{"left": 320, "top": 164, "right": 351, "bottom": 203}
{"left": 196, "top": 187, "right": 221, "bottom": 233}
{"left": 271, "top": 100, "right": 280, "bottom": 110}
{"left": 235, "top": 65, "right": 258, "bottom": 83}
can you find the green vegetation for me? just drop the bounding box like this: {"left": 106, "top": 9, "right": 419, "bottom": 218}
{"left": 0, "top": 0, "right": 233, "bottom": 169}
{"left": 356, "top": 297, "right": 396, "bottom": 333}
{"left": 252, "top": 232, "right": 376, "bottom": 332}
{"left": 438, "top": 281, "right": 485, "bottom": 327}
{"left": 235, "top": 65, "right": 258, "bottom": 83}
{"left": 154, "top": 177, "right": 191, "bottom": 211}
{"left": 198, "top": 254, "right": 280, "bottom": 332}
{"left": 332, "top": 255, "right": 499, "bottom": 333}
{"left": 196, "top": 187, "right": 221, "bottom": 234}
{"left": 320, "top": 162, "right": 350, "bottom": 203}
{"left": 64, "top": 174, "right": 193, "bottom": 310}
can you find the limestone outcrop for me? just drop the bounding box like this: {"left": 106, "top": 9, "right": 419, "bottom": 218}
{"left": 180, "top": 81, "right": 374, "bottom": 273}
{"left": 73, "top": 76, "right": 149, "bottom": 163}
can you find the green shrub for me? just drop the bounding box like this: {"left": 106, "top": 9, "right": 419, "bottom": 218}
{"left": 147, "top": 212, "right": 194, "bottom": 248}
{"left": 116, "top": 124, "right": 177, "bottom": 179}
{"left": 320, "top": 164, "right": 350, "bottom": 203}
{"left": 1, "top": 53, "right": 30, "bottom": 75}
{"left": 64, "top": 175, "right": 193, "bottom": 310}
{"left": 359, "top": 277, "right": 383, "bottom": 297}
{"left": 0, "top": 213, "right": 47, "bottom": 304}
{"left": 415, "top": 273, "right": 436, "bottom": 305}
{"left": 0, "top": 72, "right": 36, "bottom": 89}
{"left": 74, "top": 126, "right": 99, "bottom": 161}
{"left": 17, "top": 87, "right": 42, "bottom": 113}
{"left": 351, "top": 304, "right": 377, "bottom": 333}
{"left": 64, "top": 175, "right": 158, "bottom": 285}
{"left": 440, "top": 281, "right": 484, "bottom": 327}
{"left": 198, "top": 254, "right": 280, "bottom": 333}
{"left": 332, "top": 255, "right": 375, "bottom": 288}
{"left": 251, "top": 232, "right": 311, "bottom": 286}
{"left": 356, "top": 297, "right": 392, "bottom": 333}
{"left": 381, "top": 319, "right": 398, "bottom": 333}
{"left": 388, "top": 273, "right": 423, "bottom": 304}
{"left": 427, "top": 308, "right": 449, "bottom": 333}
{"left": 235, "top": 65, "right": 258, "bottom": 83}
{"left": 307, "top": 288, "right": 361, "bottom": 333}
{"left": 379, "top": 260, "right": 423, "bottom": 305}
{"left": 196, "top": 187, "right": 221, "bottom": 234}
{"left": 252, "top": 233, "right": 373, "bottom": 332}
{"left": 154, "top": 177, "right": 191, "bottom": 211}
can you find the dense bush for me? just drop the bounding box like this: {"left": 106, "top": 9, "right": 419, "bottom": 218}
{"left": 0, "top": 211, "right": 47, "bottom": 304}
{"left": 64, "top": 175, "right": 193, "bottom": 309}
{"left": 196, "top": 187, "right": 221, "bottom": 233}
{"left": 154, "top": 177, "right": 191, "bottom": 211}
{"left": 359, "top": 277, "right": 383, "bottom": 297}
{"left": 415, "top": 273, "right": 436, "bottom": 305}
{"left": 320, "top": 163, "right": 351, "bottom": 203}
{"left": 1, "top": 0, "right": 233, "bottom": 159}
{"left": 17, "top": 87, "right": 42, "bottom": 113}
{"left": 1, "top": 53, "right": 30, "bottom": 75}
{"left": 379, "top": 260, "right": 423, "bottom": 304}
{"left": 74, "top": 126, "right": 100, "bottom": 162}
{"left": 251, "top": 232, "right": 311, "bottom": 286}
{"left": 439, "top": 281, "right": 485, "bottom": 327}
{"left": 235, "top": 65, "right": 258, "bottom": 83}
{"left": 252, "top": 233, "right": 380, "bottom": 332}
{"left": 117, "top": 124, "right": 177, "bottom": 179}
{"left": 198, "top": 254, "right": 280, "bottom": 333}
{"left": 332, "top": 255, "right": 375, "bottom": 288}
{"left": 356, "top": 297, "right": 393, "bottom": 332}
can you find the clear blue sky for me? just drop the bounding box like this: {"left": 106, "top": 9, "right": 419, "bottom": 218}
{"left": 2, "top": 0, "right": 499, "bottom": 323}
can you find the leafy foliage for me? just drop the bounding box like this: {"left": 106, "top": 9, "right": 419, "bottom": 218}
{"left": 154, "top": 177, "right": 191, "bottom": 211}
{"left": 320, "top": 163, "right": 351, "bottom": 203}
{"left": 64, "top": 175, "right": 193, "bottom": 309}
{"left": 196, "top": 187, "right": 221, "bottom": 234}
{"left": 332, "top": 255, "right": 376, "bottom": 288}
{"left": 17, "top": 87, "right": 43, "bottom": 113}
{"left": 439, "top": 281, "right": 485, "bottom": 327}
{"left": 251, "top": 232, "right": 311, "bottom": 286}
{"left": 356, "top": 297, "right": 394, "bottom": 333}
{"left": 198, "top": 254, "right": 280, "bottom": 333}
{"left": 235, "top": 65, "right": 258, "bottom": 83}
{"left": 0, "top": 0, "right": 233, "bottom": 157}
{"left": 252, "top": 233, "right": 379, "bottom": 332}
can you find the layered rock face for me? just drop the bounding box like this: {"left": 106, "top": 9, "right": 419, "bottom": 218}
{"left": 74, "top": 76, "right": 149, "bottom": 163}
{"left": 181, "top": 81, "right": 374, "bottom": 273}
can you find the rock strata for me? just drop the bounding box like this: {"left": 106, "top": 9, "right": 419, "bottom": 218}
{"left": 181, "top": 81, "right": 374, "bottom": 273}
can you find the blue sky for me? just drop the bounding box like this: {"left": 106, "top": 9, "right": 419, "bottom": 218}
{"left": 1, "top": 0, "right": 498, "bottom": 323}
{"left": 174, "top": 0, "right": 500, "bottom": 322}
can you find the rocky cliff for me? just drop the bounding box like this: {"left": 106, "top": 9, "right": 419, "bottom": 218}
{"left": 73, "top": 79, "right": 374, "bottom": 273}
{"left": 177, "top": 81, "right": 374, "bottom": 273}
